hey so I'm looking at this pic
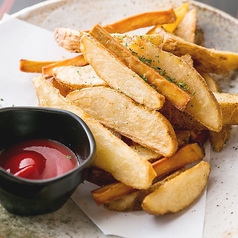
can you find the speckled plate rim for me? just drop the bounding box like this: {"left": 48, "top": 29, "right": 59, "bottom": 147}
{"left": 11, "top": 0, "right": 238, "bottom": 26}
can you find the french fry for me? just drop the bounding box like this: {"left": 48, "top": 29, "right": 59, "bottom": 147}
{"left": 147, "top": 27, "right": 238, "bottom": 74}
{"left": 88, "top": 24, "right": 193, "bottom": 111}
{"left": 79, "top": 32, "right": 165, "bottom": 110}
{"left": 91, "top": 143, "right": 205, "bottom": 205}
{"left": 32, "top": 76, "right": 156, "bottom": 189}
{"left": 67, "top": 86, "right": 178, "bottom": 156}
{"left": 52, "top": 65, "right": 107, "bottom": 90}
{"left": 42, "top": 54, "right": 88, "bottom": 76}
{"left": 142, "top": 161, "right": 211, "bottom": 215}
{"left": 100, "top": 8, "right": 176, "bottom": 34}
{"left": 121, "top": 35, "right": 223, "bottom": 132}
{"left": 20, "top": 59, "right": 56, "bottom": 73}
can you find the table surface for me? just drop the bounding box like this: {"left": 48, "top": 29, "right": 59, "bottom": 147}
{"left": 0, "top": 0, "right": 237, "bottom": 19}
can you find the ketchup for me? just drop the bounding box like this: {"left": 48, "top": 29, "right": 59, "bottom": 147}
{"left": 0, "top": 139, "right": 79, "bottom": 180}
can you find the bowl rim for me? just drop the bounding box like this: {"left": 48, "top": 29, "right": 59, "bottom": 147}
{"left": 0, "top": 106, "right": 96, "bottom": 184}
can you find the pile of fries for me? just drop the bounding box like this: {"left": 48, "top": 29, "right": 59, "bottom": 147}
{"left": 20, "top": 2, "right": 238, "bottom": 215}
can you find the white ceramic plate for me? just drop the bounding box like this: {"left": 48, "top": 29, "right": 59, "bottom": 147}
{"left": 1, "top": 1, "right": 238, "bottom": 237}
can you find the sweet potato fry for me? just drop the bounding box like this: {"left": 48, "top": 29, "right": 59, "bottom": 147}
{"left": 88, "top": 24, "right": 193, "bottom": 111}
{"left": 101, "top": 8, "right": 176, "bottom": 34}
{"left": 32, "top": 76, "right": 156, "bottom": 189}
{"left": 162, "top": 2, "right": 189, "bottom": 33}
{"left": 91, "top": 143, "right": 204, "bottom": 205}
{"left": 79, "top": 32, "right": 165, "bottom": 110}
{"left": 19, "top": 59, "right": 56, "bottom": 73}
{"left": 54, "top": 8, "right": 176, "bottom": 52}
{"left": 42, "top": 54, "right": 88, "bottom": 76}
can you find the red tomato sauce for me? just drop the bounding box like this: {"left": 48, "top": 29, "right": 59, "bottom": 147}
{"left": 0, "top": 139, "right": 79, "bottom": 180}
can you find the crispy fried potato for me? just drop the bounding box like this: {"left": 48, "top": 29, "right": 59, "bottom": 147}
{"left": 163, "top": 2, "right": 189, "bottom": 33}
{"left": 42, "top": 54, "right": 88, "bottom": 76}
{"left": 213, "top": 92, "right": 238, "bottom": 125}
{"left": 52, "top": 65, "right": 107, "bottom": 90}
{"left": 147, "top": 3, "right": 189, "bottom": 34}
{"left": 67, "top": 86, "right": 178, "bottom": 156}
{"left": 201, "top": 72, "right": 221, "bottom": 92}
{"left": 130, "top": 144, "right": 162, "bottom": 161}
{"left": 100, "top": 8, "right": 176, "bottom": 34}
{"left": 105, "top": 170, "right": 182, "bottom": 212}
{"left": 88, "top": 24, "right": 193, "bottom": 111}
{"left": 54, "top": 27, "right": 81, "bottom": 53}
{"left": 122, "top": 35, "right": 222, "bottom": 132}
{"left": 152, "top": 142, "right": 204, "bottom": 178}
{"left": 54, "top": 8, "right": 176, "bottom": 51}
{"left": 20, "top": 59, "right": 56, "bottom": 73}
{"left": 147, "top": 27, "right": 238, "bottom": 74}
{"left": 142, "top": 161, "right": 211, "bottom": 215}
{"left": 91, "top": 143, "right": 204, "bottom": 205}
{"left": 209, "top": 125, "right": 232, "bottom": 152}
{"left": 174, "top": 8, "right": 197, "bottom": 43}
{"left": 79, "top": 32, "right": 165, "bottom": 110}
{"left": 202, "top": 73, "right": 231, "bottom": 151}
{"left": 32, "top": 76, "right": 156, "bottom": 189}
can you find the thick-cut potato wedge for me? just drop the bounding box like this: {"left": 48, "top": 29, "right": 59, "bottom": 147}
{"left": 88, "top": 24, "right": 193, "bottom": 111}
{"left": 42, "top": 54, "right": 88, "bottom": 76}
{"left": 160, "top": 100, "right": 205, "bottom": 130}
{"left": 202, "top": 73, "right": 231, "bottom": 152}
{"left": 209, "top": 125, "right": 232, "bottom": 152}
{"left": 142, "top": 161, "right": 211, "bottom": 215}
{"left": 67, "top": 86, "right": 178, "bottom": 156}
{"left": 174, "top": 8, "right": 197, "bottom": 43}
{"left": 213, "top": 92, "right": 238, "bottom": 125}
{"left": 19, "top": 59, "right": 56, "bottom": 73}
{"left": 52, "top": 65, "right": 107, "bottom": 90}
{"left": 91, "top": 143, "right": 204, "bottom": 205}
{"left": 101, "top": 8, "right": 176, "bottom": 34}
{"left": 32, "top": 76, "right": 156, "bottom": 189}
{"left": 201, "top": 72, "right": 221, "bottom": 92}
{"left": 147, "top": 27, "right": 238, "bottom": 74}
{"left": 122, "top": 35, "right": 222, "bottom": 132}
{"left": 80, "top": 32, "right": 165, "bottom": 110}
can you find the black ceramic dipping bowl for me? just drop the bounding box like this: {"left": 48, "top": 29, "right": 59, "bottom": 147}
{"left": 0, "top": 107, "right": 95, "bottom": 216}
